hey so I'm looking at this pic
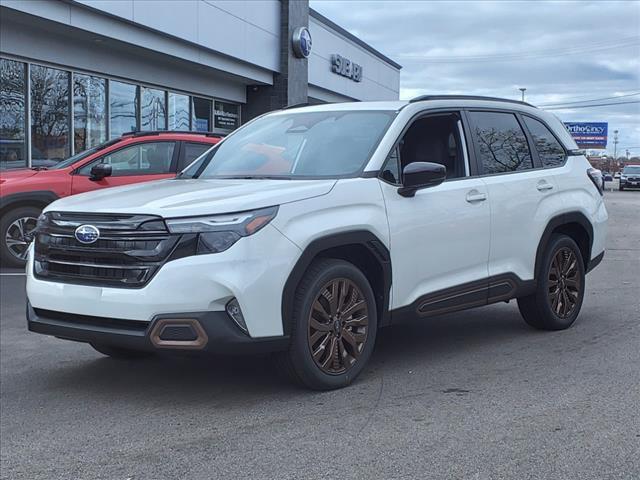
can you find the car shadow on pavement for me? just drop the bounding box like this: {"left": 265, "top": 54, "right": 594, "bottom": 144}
{"left": 39, "top": 302, "right": 538, "bottom": 400}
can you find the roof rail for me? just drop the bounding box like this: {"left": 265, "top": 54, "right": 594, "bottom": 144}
{"left": 409, "top": 95, "right": 536, "bottom": 108}
{"left": 121, "top": 130, "right": 225, "bottom": 138}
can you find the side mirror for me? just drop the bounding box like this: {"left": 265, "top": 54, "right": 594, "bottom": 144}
{"left": 398, "top": 162, "right": 446, "bottom": 197}
{"left": 89, "top": 163, "right": 112, "bottom": 181}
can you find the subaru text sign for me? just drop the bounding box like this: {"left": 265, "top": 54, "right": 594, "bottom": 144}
{"left": 564, "top": 122, "right": 608, "bottom": 149}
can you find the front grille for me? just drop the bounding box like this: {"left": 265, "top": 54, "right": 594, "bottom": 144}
{"left": 33, "top": 212, "right": 181, "bottom": 288}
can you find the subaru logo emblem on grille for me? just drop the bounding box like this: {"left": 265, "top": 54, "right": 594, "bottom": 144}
{"left": 74, "top": 224, "right": 100, "bottom": 244}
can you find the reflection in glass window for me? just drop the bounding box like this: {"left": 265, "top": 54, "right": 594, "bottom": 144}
{"left": 469, "top": 111, "right": 533, "bottom": 174}
{"left": 74, "top": 74, "right": 107, "bottom": 153}
{"left": 191, "top": 111, "right": 395, "bottom": 179}
{"left": 0, "top": 59, "right": 27, "bottom": 169}
{"left": 141, "top": 87, "right": 166, "bottom": 131}
{"left": 192, "top": 97, "right": 211, "bottom": 132}
{"left": 79, "top": 141, "right": 175, "bottom": 176}
{"left": 168, "top": 93, "right": 190, "bottom": 131}
{"left": 110, "top": 80, "right": 138, "bottom": 138}
{"left": 179, "top": 142, "right": 211, "bottom": 170}
{"left": 30, "top": 64, "right": 70, "bottom": 167}
{"left": 523, "top": 116, "right": 566, "bottom": 168}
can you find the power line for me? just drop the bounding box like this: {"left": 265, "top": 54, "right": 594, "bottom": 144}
{"left": 397, "top": 37, "right": 640, "bottom": 63}
{"left": 539, "top": 92, "right": 640, "bottom": 107}
{"left": 544, "top": 100, "right": 640, "bottom": 110}
{"left": 534, "top": 88, "right": 640, "bottom": 104}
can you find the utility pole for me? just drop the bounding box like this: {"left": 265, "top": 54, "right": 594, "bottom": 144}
{"left": 519, "top": 88, "right": 526, "bottom": 102}
{"left": 613, "top": 130, "right": 619, "bottom": 172}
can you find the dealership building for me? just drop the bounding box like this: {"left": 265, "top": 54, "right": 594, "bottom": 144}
{"left": 0, "top": 0, "right": 401, "bottom": 169}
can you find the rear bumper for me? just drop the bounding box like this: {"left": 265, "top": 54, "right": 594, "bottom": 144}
{"left": 27, "top": 302, "right": 289, "bottom": 355}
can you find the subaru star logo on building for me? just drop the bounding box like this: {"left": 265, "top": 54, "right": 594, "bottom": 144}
{"left": 74, "top": 225, "right": 100, "bottom": 244}
{"left": 292, "top": 26, "right": 312, "bottom": 58}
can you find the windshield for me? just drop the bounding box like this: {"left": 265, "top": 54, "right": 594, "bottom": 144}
{"left": 183, "top": 110, "right": 396, "bottom": 179}
{"left": 623, "top": 166, "right": 640, "bottom": 175}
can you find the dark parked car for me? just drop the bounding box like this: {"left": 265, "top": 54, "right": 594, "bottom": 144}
{"left": 620, "top": 165, "right": 640, "bottom": 191}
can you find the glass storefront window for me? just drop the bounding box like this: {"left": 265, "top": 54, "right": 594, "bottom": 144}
{"left": 110, "top": 80, "right": 138, "bottom": 138}
{"left": 73, "top": 74, "right": 107, "bottom": 153}
{"left": 214, "top": 100, "right": 240, "bottom": 131}
{"left": 30, "top": 64, "right": 70, "bottom": 167}
{"left": 192, "top": 97, "right": 211, "bottom": 132}
{"left": 0, "top": 59, "right": 27, "bottom": 170}
{"left": 168, "top": 92, "right": 190, "bottom": 131}
{"left": 141, "top": 87, "right": 166, "bottom": 131}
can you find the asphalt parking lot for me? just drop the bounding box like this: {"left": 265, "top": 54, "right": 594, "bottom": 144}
{"left": 1, "top": 188, "right": 638, "bottom": 480}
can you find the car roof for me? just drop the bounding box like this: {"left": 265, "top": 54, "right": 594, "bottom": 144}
{"left": 270, "top": 98, "right": 578, "bottom": 150}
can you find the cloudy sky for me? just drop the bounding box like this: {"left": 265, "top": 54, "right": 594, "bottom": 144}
{"left": 310, "top": 0, "right": 640, "bottom": 157}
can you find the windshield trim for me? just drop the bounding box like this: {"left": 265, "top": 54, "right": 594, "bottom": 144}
{"left": 181, "top": 109, "right": 398, "bottom": 181}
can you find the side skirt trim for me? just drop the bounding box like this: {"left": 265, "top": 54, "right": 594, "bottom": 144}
{"left": 390, "top": 273, "right": 535, "bottom": 324}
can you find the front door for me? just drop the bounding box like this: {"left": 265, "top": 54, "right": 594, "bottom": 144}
{"left": 71, "top": 141, "right": 178, "bottom": 195}
{"left": 379, "top": 111, "right": 491, "bottom": 315}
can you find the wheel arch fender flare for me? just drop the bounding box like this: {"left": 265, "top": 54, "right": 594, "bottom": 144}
{"left": 0, "top": 191, "right": 59, "bottom": 216}
{"left": 534, "top": 212, "right": 593, "bottom": 279}
{"left": 281, "top": 230, "right": 392, "bottom": 335}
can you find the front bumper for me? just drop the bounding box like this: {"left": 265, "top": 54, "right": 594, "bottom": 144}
{"left": 27, "top": 302, "right": 289, "bottom": 354}
{"left": 620, "top": 179, "right": 640, "bottom": 188}
{"left": 26, "top": 224, "right": 302, "bottom": 338}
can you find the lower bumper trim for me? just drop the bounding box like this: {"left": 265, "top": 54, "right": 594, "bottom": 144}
{"left": 27, "top": 303, "right": 289, "bottom": 355}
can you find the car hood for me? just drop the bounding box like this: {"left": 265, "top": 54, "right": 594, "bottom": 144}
{"left": 45, "top": 178, "right": 337, "bottom": 217}
{"left": 0, "top": 168, "right": 41, "bottom": 182}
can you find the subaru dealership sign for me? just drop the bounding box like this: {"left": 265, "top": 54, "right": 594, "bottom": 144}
{"left": 564, "top": 122, "right": 608, "bottom": 149}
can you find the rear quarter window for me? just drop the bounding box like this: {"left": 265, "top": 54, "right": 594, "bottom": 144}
{"left": 523, "top": 116, "right": 566, "bottom": 168}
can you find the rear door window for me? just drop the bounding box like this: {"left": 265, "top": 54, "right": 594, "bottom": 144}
{"left": 522, "top": 116, "right": 566, "bottom": 168}
{"left": 179, "top": 142, "right": 212, "bottom": 171}
{"left": 469, "top": 111, "right": 533, "bottom": 174}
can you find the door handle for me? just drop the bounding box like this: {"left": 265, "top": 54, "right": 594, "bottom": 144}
{"left": 537, "top": 181, "right": 554, "bottom": 192}
{"left": 466, "top": 190, "right": 487, "bottom": 203}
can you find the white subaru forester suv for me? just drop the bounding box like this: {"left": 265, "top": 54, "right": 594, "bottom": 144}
{"left": 26, "top": 96, "right": 607, "bottom": 390}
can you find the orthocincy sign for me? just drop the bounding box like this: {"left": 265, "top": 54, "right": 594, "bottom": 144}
{"left": 564, "top": 122, "right": 608, "bottom": 149}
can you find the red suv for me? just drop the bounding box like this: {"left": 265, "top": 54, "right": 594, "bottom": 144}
{"left": 0, "top": 131, "right": 220, "bottom": 267}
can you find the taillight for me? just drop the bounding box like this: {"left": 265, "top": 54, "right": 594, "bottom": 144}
{"left": 587, "top": 168, "right": 604, "bottom": 196}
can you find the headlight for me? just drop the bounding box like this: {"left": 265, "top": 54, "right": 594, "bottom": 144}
{"left": 165, "top": 206, "right": 278, "bottom": 254}
{"left": 621, "top": 175, "right": 627, "bottom": 180}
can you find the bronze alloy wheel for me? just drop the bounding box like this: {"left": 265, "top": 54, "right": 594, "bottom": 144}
{"left": 548, "top": 247, "right": 582, "bottom": 318}
{"left": 307, "top": 278, "right": 369, "bottom": 375}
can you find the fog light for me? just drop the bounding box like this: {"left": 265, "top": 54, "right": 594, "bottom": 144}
{"left": 226, "top": 298, "right": 248, "bottom": 334}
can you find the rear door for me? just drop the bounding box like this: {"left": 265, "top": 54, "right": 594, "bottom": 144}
{"left": 71, "top": 140, "right": 178, "bottom": 195}
{"left": 467, "top": 110, "right": 558, "bottom": 282}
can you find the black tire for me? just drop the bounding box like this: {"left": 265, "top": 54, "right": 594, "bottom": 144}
{"left": 276, "top": 258, "right": 378, "bottom": 390}
{"left": 619, "top": 185, "right": 624, "bottom": 191}
{"left": 518, "top": 234, "right": 586, "bottom": 330}
{"left": 90, "top": 343, "right": 153, "bottom": 360}
{"left": 0, "top": 206, "right": 42, "bottom": 268}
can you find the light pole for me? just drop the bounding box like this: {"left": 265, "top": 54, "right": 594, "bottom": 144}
{"left": 519, "top": 88, "right": 527, "bottom": 102}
